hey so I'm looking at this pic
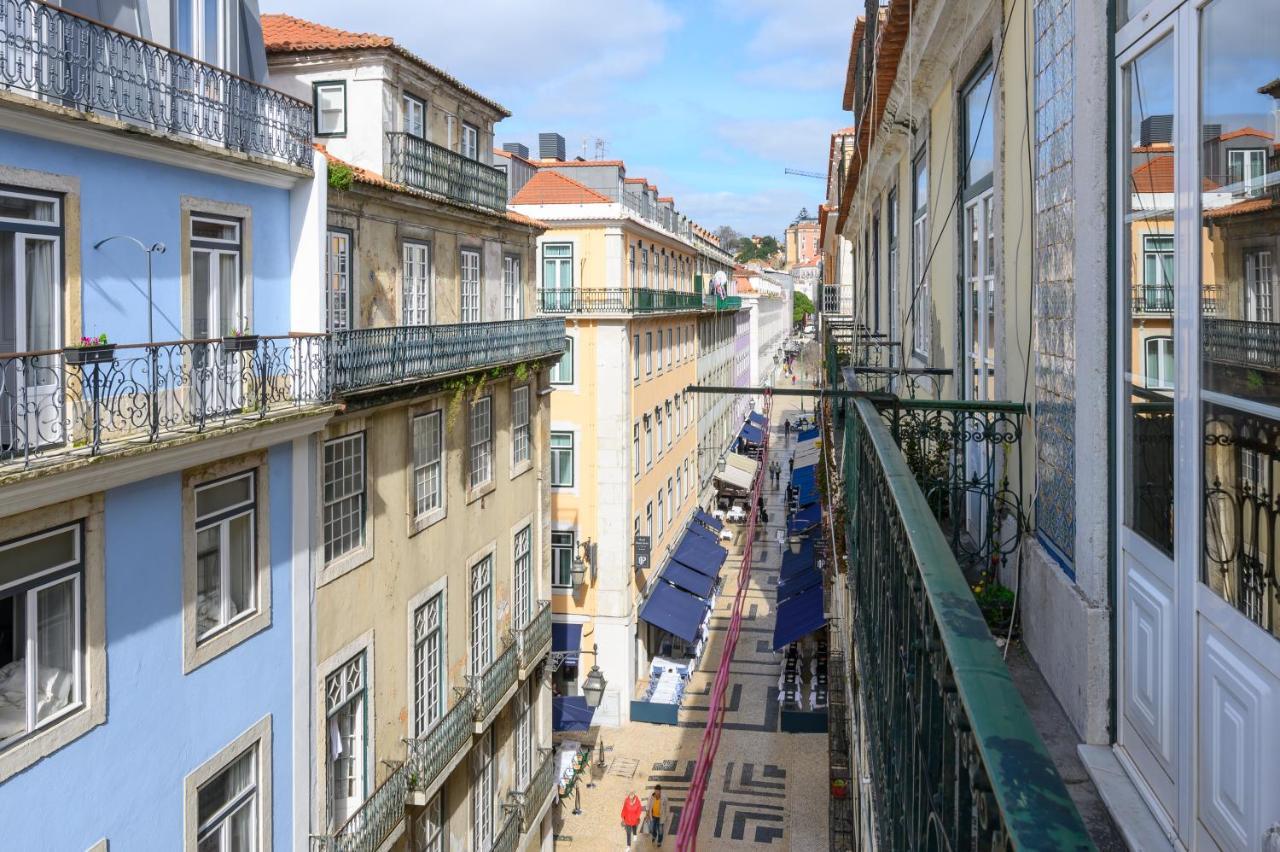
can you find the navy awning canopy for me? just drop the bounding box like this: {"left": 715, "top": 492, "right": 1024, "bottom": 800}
{"left": 772, "top": 587, "right": 827, "bottom": 650}
{"left": 672, "top": 531, "right": 728, "bottom": 578}
{"left": 738, "top": 422, "right": 764, "bottom": 445}
{"left": 797, "top": 427, "right": 820, "bottom": 442}
{"left": 661, "top": 559, "right": 716, "bottom": 600}
{"left": 553, "top": 696, "right": 595, "bottom": 732}
{"left": 789, "top": 503, "right": 821, "bottom": 535}
{"left": 777, "top": 566, "right": 822, "bottom": 602}
{"left": 639, "top": 581, "right": 709, "bottom": 643}
{"left": 779, "top": 537, "right": 816, "bottom": 581}
{"left": 685, "top": 521, "right": 721, "bottom": 544}
{"left": 552, "top": 622, "right": 582, "bottom": 665}
{"left": 694, "top": 509, "right": 724, "bottom": 532}
{"left": 791, "top": 465, "right": 816, "bottom": 491}
{"left": 748, "top": 411, "right": 768, "bottom": 427}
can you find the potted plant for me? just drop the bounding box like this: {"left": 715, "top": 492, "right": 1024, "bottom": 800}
{"left": 222, "top": 328, "right": 259, "bottom": 353}
{"left": 831, "top": 778, "right": 848, "bottom": 799}
{"left": 64, "top": 333, "right": 116, "bottom": 365}
{"left": 405, "top": 772, "right": 428, "bottom": 807}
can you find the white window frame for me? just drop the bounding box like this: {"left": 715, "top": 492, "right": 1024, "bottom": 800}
{"left": 503, "top": 254, "right": 522, "bottom": 320}
{"left": 323, "top": 433, "right": 367, "bottom": 565}
{"left": 325, "top": 228, "right": 352, "bottom": 332}
{"left": 460, "top": 249, "right": 482, "bottom": 323}
{"left": 550, "top": 336, "right": 574, "bottom": 385}
{"left": 551, "top": 530, "right": 575, "bottom": 589}
{"left": 512, "top": 386, "right": 531, "bottom": 470}
{"left": 1227, "top": 148, "right": 1267, "bottom": 196}
{"left": 412, "top": 592, "right": 444, "bottom": 737}
{"left": 513, "top": 524, "right": 532, "bottom": 629}
{"left": 193, "top": 470, "right": 257, "bottom": 641}
{"left": 1144, "top": 335, "right": 1175, "bottom": 390}
{"left": 461, "top": 123, "right": 479, "bottom": 160}
{"left": 314, "top": 81, "right": 346, "bottom": 136}
{"left": 412, "top": 411, "right": 445, "bottom": 526}
{"left": 183, "top": 716, "right": 272, "bottom": 852}
{"left": 403, "top": 241, "right": 432, "bottom": 326}
{"left": 325, "top": 652, "right": 367, "bottom": 830}
{"left": 415, "top": 793, "right": 444, "bottom": 852}
{"left": 469, "top": 555, "right": 494, "bottom": 676}
{"left": 468, "top": 396, "right": 493, "bottom": 492}
{"left": 550, "top": 431, "right": 574, "bottom": 488}
{"left": 472, "top": 728, "right": 495, "bottom": 849}
{"left": 403, "top": 94, "right": 426, "bottom": 139}
{"left": 911, "top": 150, "right": 931, "bottom": 358}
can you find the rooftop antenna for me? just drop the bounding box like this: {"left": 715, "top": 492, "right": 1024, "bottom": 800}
{"left": 594, "top": 137, "right": 607, "bottom": 160}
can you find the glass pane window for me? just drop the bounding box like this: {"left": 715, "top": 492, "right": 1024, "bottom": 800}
{"left": 0, "top": 189, "right": 58, "bottom": 224}
{"left": 326, "top": 654, "right": 365, "bottom": 828}
{"left": 550, "top": 337, "right": 574, "bottom": 385}
{"left": 403, "top": 95, "right": 425, "bottom": 138}
{"left": 512, "top": 386, "right": 531, "bottom": 466}
{"left": 460, "top": 250, "right": 481, "bottom": 323}
{"left": 550, "top": 432, "right": 574, "bottom": 487}
{"left": 196, "top": 747, "right": 257, "bottom": 852}
{"left": 551, "top": 531, "right": 575, "bottom": 588}
{"left": 412, "top": 412, "right": 443, "bottom": 519}
{"left": 323, "top": 434, "right": 366, "bottom": 563}
{"left": 503, "top": 255, "right": 521, "bottom": 320}
{"left": 415, "top": 793, "right": 443, "bottom": 852}
{"left": 194, "top": 471, "right": 256, "bottom": 640}
{"left": 513, "top": 526, "right": 531, "bottom": 629}
{"left": 315, "top": 82, "right": 345, "bottom": 136}
{"left": 515, "top": 681, "right": 532, "bottom": 788}
{"left": 472, "top": 729, "right": 494, "bottom": 849}
{"left": 964, "top": 65, "right": 995, "bottom": 185}
{"left": 911, "top": 152, "right": 930, "bottom": 355}
{"left": 470, "top": 557, "right": 493, "bottom": 675}
{"left": 1143, "top": 337, "right": 1175, "bottom": 390}
{"left": 461, "top": 124, "right": 479, "bottom": 160}
{"left": 403, "top": 243, "right": 431, "bottom": 326}
{"left": 468, "top": 397, "right": 492, "bottom": 490}
{"left": 325, "top": 230, "right": 352, "bottom": 332}
{"left": 413, "top": 594, "right": 443, "bottom": 736}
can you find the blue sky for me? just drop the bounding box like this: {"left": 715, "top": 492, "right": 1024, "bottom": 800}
{"left": 266, "top": 0, "right": 857, "bottom": 236}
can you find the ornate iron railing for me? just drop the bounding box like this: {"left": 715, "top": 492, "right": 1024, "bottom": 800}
{"left": 1131, "top": 284, "right": 1174, "bottom": 313}
{"left": 470, "top": 640, "right": 518, "bottom": 725}
{"left": 309, "top": 690, "right": 474, "bottom": 852}
{"left": 519, "top": 748, "right": 557, "bottom": 832}
{"left": 0, "top": 335, "right": 327, "bottom": 473}
{"left": 0, "top": 0, "right": 312, "bottom": 165}
{"left": 386, "top": 132, "right": 507, "bottom": 210}
{"left": 537, "top": 287, "right": 703, "bottom": 314}
{"left": 328, "top": 319, "right": 566, "bottom": 394}
{"left": 494, "top": 799, "right": 522, "bottom": 852}
{"left": 1203, "top": 317, "right": 1280, "bottom": 371}
{"left": 843, "top": 396, "right": 1093, "bottom": 850}
{"left": 516, "top": 600, "right": 552, "bottom": 671}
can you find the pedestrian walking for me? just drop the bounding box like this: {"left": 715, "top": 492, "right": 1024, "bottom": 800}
{"left": 776, "top": 527, "right": 785, "bottom": 553}
{"left": 788, "top": 456, "right": 794, "bottom": 474}
{"left": 784, "top": 419, "right": 791, "bottom": 439}
{"left": 760, "top": 506, "right": 769, "bottom": 525}
{"left": 757, "top": 495, "right": 764, "bottom": 513}
{"left": 647, "top": 785, "right": 669, "bottom": 846}
{"left": 622, "top": 791, "right": 644, "bottom": 848}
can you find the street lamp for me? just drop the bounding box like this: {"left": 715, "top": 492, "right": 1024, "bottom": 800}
{"left": 571, "top": 538, "right": 593, "bottom": 587}
{"left": 788, "top": 533, "right": 803, "bottom": 555}
{"left": 92, "top": 235, "right": 167, "bottom": 345}
{"left": 581, "top": 644, "right": 607, "bottom": 708}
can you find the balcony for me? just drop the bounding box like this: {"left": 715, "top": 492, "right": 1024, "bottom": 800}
{"left": 1132, "top": 284, "right": 1174, "bottom": 313}
{"left": 0, "top": 335, "right": 328, "bottom": 475}
{"left": 1203, "top": 317, "right": 1280, "bottom": 370}
{"left": 537, "top": 287, "right": 704, "bottom": 315}
{"left": 309, "top": 689, "right": 474, "bottom": 852}
{"left": 469, "top": 640, "right": 518, "bottom": 733}
{"left": 711, "top": 295, "right": 742, "bottom": 311}
{"left": 515, "top": 601, "right": 552, "bottom": 678}
{"left": 386, "top": 132, "right": 507, "bottom": 210}
{"left": 328, "top": 319, "right": 567, "bottom": 396}
{"left": 0, "top": 0, "right": 312, "bottom": 166}
{"left": 494, "top": 800, "right": 522, "bottom": 852}
{"left": 517, "top": 748, "right": 557, "bottom": 833}
{"left": 841, "top": 396, "right": 1091, "bottom": 848}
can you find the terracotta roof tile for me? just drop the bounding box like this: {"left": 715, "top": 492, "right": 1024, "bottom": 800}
{"left": 1204, "top": 197, "right": 1276, "bottom": 220}
{"left": 1130, "top": 155, "right": 1219, "bottom": 193}
{"left": 842, "top": 16, "right": 865, "bottom": 112}
{"left": 510, "top": 169, "right": 612, "bottom": 205}
{"left": 623, "top": 177, "right": 647, "bottom": 184}
{"left": 262, "top": 14, "right": 510, "bottom": 117}
{"left": 533, "top": 159, "right": 626, "bottom": 168}
{"left": 1217, "top": 127, "right": 1273, "bottom": 142}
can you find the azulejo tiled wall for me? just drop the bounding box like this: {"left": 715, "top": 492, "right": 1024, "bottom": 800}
{"left": 1032, "top": 0, "right": 1076, "bottom": 564}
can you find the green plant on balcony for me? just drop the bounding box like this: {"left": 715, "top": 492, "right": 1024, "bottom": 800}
{"left": 327, "top": 161, "right": 354, "bottom": 192}
{"left": 971, "top": 571, "right": 1016, "bottom": 638}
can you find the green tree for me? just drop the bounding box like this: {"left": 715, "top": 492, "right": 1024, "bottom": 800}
{"left": 735, "top": 235, "right": 782, "bottom": 263}
{"left": 793, "top": 292, "right": 815, "bottom": 324}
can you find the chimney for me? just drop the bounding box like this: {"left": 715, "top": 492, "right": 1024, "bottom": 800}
{"left": 502, "top": 142, "right": 529, "bottom": 159}
{"left": 539, "top": 132, "right": 566, "bottom": 161}
{"left": 1140, "top": 114, "right": 1173, "bottom": 146}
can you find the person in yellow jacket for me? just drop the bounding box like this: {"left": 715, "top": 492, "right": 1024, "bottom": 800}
{"left": 647, "top": 784, "right": 669, "bottom": 846}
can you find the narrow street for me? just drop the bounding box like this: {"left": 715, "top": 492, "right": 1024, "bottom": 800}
{"left": 553, "top": 376, "right": 829, "bottom": 850}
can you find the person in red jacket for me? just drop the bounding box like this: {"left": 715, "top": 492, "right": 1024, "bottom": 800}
{"left": 621, "top": 790, "right": 644, "bottom": 848}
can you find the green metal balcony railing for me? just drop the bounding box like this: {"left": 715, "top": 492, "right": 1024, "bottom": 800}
{"left": 516, "top": 601, "right": 552, "bottom": 672}
{"left": 706, "top": 295, "right": 742, "bottom": 311}
{"left": 494, "top": 799, "right": 522, "bottom": 852}
{"left": 386, "top": 132, "right": 507, "bottom": 210}
{"left": 1203, "top": 317, "right": 1280, "bottom": 370}
{"left": 470, "top": 640, "right": 518, "bottom": 728}
{"left": 842, "top": 396, "right": 1093, "bottom": 850}
{"left": 310, "top": 690, "right": 474, "bottom": 852}
{"left": 537, "top": 287, "right": 704, "bottom": 315}
{"left": 519, "top": 748, "right": 557, "bottom": 832}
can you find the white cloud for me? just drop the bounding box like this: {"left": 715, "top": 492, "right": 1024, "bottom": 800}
{"left": 713, "top": 117, "right": 834, "bottom": 170}
{"left": 715, "top": 0, "right": 856, "bottom": 57}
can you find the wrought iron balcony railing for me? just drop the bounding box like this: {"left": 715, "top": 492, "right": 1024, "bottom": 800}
{"left": 0, "top": 0, "right": 312, "bottom": 165}
{"left": 309, "top": 689, "right": 474, "bottom": 852}
{"left": 1132, "top": 284, "right": 1174, "bottom": 313}
{"left": 537, "top": 287, "right": 704, "bottom": 315}
{"left": 516, "top": 600, "right": 552, "bottom": 673}
{"left": 519, "top": 748, "right": 557, "bottom": 832}
{"left": 842, "top": 396, "right": 1092, "bottom": 849}
{"left": 708, "top": 295, "right": 742, "bottom": 311}
{"left": 0, "top": 334, "right": 328, "bottom": 473}
{"left": 469, "top": 640, "right": 518, "bottom": 729}
{"left": 328, "top": 319, "right": 567, "bottom": 394}
{"left": 494, "top": 798, "right": 522, "bottom": 852}
{"left": 1203, "top": 317, "right": 1280, "bottom": 370}
{"left": 386, "top": 132, "right": 507, "bottom": 210}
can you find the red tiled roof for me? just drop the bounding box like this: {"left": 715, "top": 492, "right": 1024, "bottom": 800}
{"left": 657, "top": 196, "right": 673, "bottom": 202}
{"left": 534, "top": 159, "right": 626, "bottom": 168}
{"left": 1218, "top": 127, "right": 1273, "bottom": 142}
{"left": 1204, "top": 197, "right": 1276, "bottom": 220}
{"left": 1130, "top": 155, "right": 1219, "bottom": 193}
{"left": 623, "top": 177, "right": 647, "bottom": 184}
{"left": 510, "top": 169, "right": 611, "bottom": 205}
{"left": 841, "top": 16, "right": 866, "bottom": 112}
{"left": 262, "top": 14, "right": 510, "bottom": 117}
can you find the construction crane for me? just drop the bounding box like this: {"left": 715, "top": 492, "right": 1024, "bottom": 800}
{"left": 784, "top": 168, "right": 824, "bottom": 179}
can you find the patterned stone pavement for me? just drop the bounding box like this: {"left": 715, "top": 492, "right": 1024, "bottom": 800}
{"left": 552, "top": 389, "right": 829, "bottom": 850}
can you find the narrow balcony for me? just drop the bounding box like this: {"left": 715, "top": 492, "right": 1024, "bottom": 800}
{"left": 1131, "top": 284, "right": 1174, "bottom": 313}
{"left": 469, "top": 640, "right": 518, "bottom": 733}
{"left": 309, "top": 689, "right": 474, "bottom": 852}
{"left": 841, "top": 396, "right": 1092, "bottom": 848}
{"left": 1203, "top": 317, "right": 1280, "bottom": 371}
{"left": 494, "top": 799, "right": 522, "bottom": 852}
{"left": 710, "top": 295, "right": 742, "bottom": 311}
{"left": 327, "top": 318, "right": 567, "bottom": 396}
{"left": 537, "top": 287, "right": 704, "bottom": 315}
{"left": 0, "top": 334, "right": 328, "bottom": 476}
{"left": 386, "top": 132, "right": 508, "bottom": 210}
{"left": 517, "top": 748, "right": 557, "bottom": 834}
{"left": 516, "top": 600, "right": 552, "bottom": 678}
{"left": 0, "top": 0, "right": 312, "bottom": 166}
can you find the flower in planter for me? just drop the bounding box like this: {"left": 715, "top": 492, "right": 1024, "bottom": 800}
{"left": 228, "top": 328, "right": 253, "bottom": 338}
{"left": 70, "top": 333, "right": 109, "bottom": 348}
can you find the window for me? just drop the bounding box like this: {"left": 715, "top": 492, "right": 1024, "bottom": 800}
{"left": 472, "top": 729, "right": 495, "bottom": 849}
{"left": 191, "top": 738, "right": 265, "bottom": 852}
{"left": 1227, "top": 148, "right": 1267, "bottom": 196}
{"left": 676, "top": 466, "right": 683, "bottom": 505}
{"left": 460, "top": 249, "right": 481, "bottom": 323}
{"left": 646, "top": 502, "right": 654, "bottom": 541}
{"left": 503, "top": 255, "right": 522, "bottom": 320}
{"left": 551, "top": 531, "right": 575, "bottom": 588}
{"left": 656, "top": 490, "right": 665, "bottom": 539}
{"left": 515, "top": 680, "right": 533, "bottom": 789}
{"left": 412, "top": 412, "right": 443, "bottom": 520}
{"left": 550, "top": 432, "right": 574, "bottom": 487}
{"left": 314, "top": 81, "right": 346, "bottom": 136}
{"left": 550, "top": 337, "right": 574, "bottom": 385}
{"left": 645, "top": 332, "right": 653, "bottom": 374}
{"left": 415, "top": 794, "right": 444, "bottom": 852}
{"left": 665, "top": 401, "right": 673, "bottom": 446}
{"left": 642, "top": 247, "right": 649, "bottom": 288}
{"left": 512, "top": 386, "right": 531, "bottom": 468}
{"left": 630, "top": 246, "right": 637, "bottom": 285}
{"left": 1245, "top": 250, "right": 1274, "bottom": 323}
{"left": 403, "top": 242, "right": 431, "bottom": 325}
{"left": 911, "top": 151, "right": 930, "bottom": 356}
{"left": 684, "top": 396, "right": 691, "bottom": 431}
{"left": 323, "top": 434, "right": 366, "bottom": 563}
{"left": 1144, "top": 336, "right": 1174, "bottom": 390}
{"left": 513, "top": 526, "right": 532, "bottom": 629}
{"left": 666, "top": 478, "right": 673, "bottom": 525}
{"left": 326, "top": 654, "right": 366, "bottom": 828}
{"left": 468, "top": 397, "right": 492, "bottom": 490}
{"left": 645, "top": 415, "right": 653, "bottom": 468}
{"left": 655, "top": 407, "right": 664, "bottom": 457}
{"left": 413, "top": 594, "right": 443, "bottom": 736}
{"left": 461, "top": 123, "right": 479, "bottom": 160}
{"left": 633, "top": 422, "right": 641, "bottom": 476}
{"left": 542, "top": 243, "right": 573, "bottom": 312}
{"left": 1143, "top": 235, "right": 1174, "bottom": 288}
{"left": 962, "top": 63, "right": 995, "bottom": 188}
{"left": 191, "top": 215, "right": 244, "bottom": 341}
{"left": 470, "top": 556, "right": 493, "bottom": 675}
{"left": 194, "top": 472, "right": 256, "bottom": 640}
{"left": 887, "top": 187, "right": 899, "bottom": 338}
{"left": 325, "top": 229, "right": 352, "bottom": 332}
{"left": 0, "top": 524, "right": 84, "bottom": 751}
{"left": 632, "top": 334, "right": 640, "bottom": 382}
{"left": 665, "top": 329, "right": 672, "bottom": 369}
{"left": 402, "top": 94, "right": 425, "bottom": 138}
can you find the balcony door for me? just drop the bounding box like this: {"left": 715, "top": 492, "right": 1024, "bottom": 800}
{"left": 1116, "top": 4, "right": 1280, "bottom": 848}
{"left": 190, "top": 216, "right": 244, "bottom": 413}
{"left": 542, "top": 243, "right": 572, "bottom": 313}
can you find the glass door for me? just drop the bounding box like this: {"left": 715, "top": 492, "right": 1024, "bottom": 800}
{"left": 190, "top": 217, "right": 244, "bottom": 415}
{"left": 963, "top": 190, "right": 996, "bottom": 539}
{"left": 542, "top": 244, "right": 572, "bottom": 313}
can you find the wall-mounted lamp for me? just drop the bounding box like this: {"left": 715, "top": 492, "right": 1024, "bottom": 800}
{"left": 788, "top": 534, "right": 804, "bottom": 555}
{"left": 581, "top": 643, "right": 607, "bottom": 709}
{"left": 571, "top": 538, "right": 593, "bottom": 586}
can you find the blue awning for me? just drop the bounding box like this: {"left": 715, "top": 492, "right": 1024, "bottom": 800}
{"left": 738, "top": 422, "right": 764, "bottom": 445}
{"left": 794, "top": 482, "right": 818, "bottom": 508}
{"left": 639, "top": 582, "right": 710, "bottom": 642}
{"left": 552, "top": 622, "right": 582, "bottom": 665}
{"left": 779, "top": 537, "right": 816, "bottom": 581}
{"left": 685, "top": 521, "right": 721, "bottom": 544}
{"left": 661, "top": 560, "right": 716, "bottom": 599}
{"left": 789, "top": 503, "right": 821, "bottom": 535}
{"left": 748, "top": 411, "right": 768, "bottom": 427}
{"left": 797, "top": 427, "right": 819, "bottom": 442}
{"left": 553, "top": 696, "right": 595, "bottom": 732}
{"left": 694, "top": 509, "right": 724, "bottom": 532}
{"left": 791, "top": 466, "right": 816, "bottom": 491}
{"left": 772, "top": 587, "right": 827, "bottom": 650}
{"left": 777, "top": 567, "right": 821, "bottom": 602}
{"left": 672, "top": 531, "right": 728, "bottom": 578}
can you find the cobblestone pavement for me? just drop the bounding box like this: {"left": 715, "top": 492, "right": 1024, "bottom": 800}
{"left": 552, "top": 386, "right": 829, "bottom": 851}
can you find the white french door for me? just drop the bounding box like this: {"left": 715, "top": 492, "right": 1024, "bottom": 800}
{"left": 1, "top": 224, "right": 62, "bottom": 452}
{"left": 1116, "top": 3, "right": 1280, "bottom": 849}
{"left": 963, "top": 190, "right": 996, "bottom": 538}
{"left": 192, "top": 238, "right": 244, "bottom": 413}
